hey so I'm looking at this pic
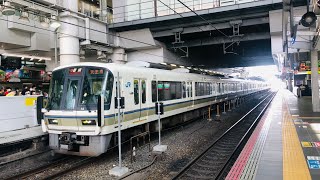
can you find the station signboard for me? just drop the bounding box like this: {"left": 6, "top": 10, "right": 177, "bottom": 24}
{"left": 307, "top": 156, "right": 320, "bottom": 169}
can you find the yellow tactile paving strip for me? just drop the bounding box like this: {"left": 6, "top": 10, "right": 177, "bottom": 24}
{"left": 282, "top": 98, "right": 311, "bottom": 180}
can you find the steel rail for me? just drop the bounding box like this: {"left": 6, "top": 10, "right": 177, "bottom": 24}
{"left": 4, "top": 156, "right": 80, "bottom": 180}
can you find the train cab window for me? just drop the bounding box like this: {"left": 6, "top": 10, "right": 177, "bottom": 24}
{"left": 64, "top": 79, "right": 79, "bottom": 110}
{"left": 134, "top": 79, "right": 139, "bottom": 105}
{"left": 80, "top": 68, "right": 113, "bottom": 110}
{"left": 142, "top": 80, "right": 146, "bottom": 104}
{"left": 49, "top": 69, "right": 65, "bottom": 110}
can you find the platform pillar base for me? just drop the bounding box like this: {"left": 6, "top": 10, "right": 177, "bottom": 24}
{"left": 109, "top": 166, "right": 129, "bottom": 177}
{"left": 153, "top": 145, "right": 168, "bottom": 152}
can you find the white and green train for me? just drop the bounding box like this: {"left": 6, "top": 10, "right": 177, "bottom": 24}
{"left": 41, "top": 62, "right": 269, "bottom": 156}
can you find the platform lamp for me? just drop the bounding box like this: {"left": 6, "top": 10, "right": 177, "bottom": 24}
{"left": 19, "top": 10, "right": 29, "bottom": 22}
{"left": 1, "top": 1, "right": 15, "bottom": 16}
{"left": 50, "top": 14, "right": 61, "bottom": 29}
{"left": 300, "top": 0, "right": 317, "bottom": 27}
{"left": 40, "top": 16, "right": 50, "bottom": 28}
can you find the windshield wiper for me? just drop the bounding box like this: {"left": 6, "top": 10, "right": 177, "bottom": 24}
{"left": 85, "top": 98, "right": 91, "bottom": 113}
{"left": 47, "top": 93, "right": 55, "bottom": 111}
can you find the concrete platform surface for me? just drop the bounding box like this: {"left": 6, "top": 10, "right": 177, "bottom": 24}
{"left": 227, "top": 89, "right": 320, "bottom": 180}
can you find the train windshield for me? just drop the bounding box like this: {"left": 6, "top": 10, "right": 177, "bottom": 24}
{"left": 48, "top": 67, "right": 114, "bottom": 111}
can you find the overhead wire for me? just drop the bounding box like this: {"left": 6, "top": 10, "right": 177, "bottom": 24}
{"left": 176, "top": 0, "right": 230, "bottom": 38}
{"left": 158, "top": 0, "right": 205, "bottom": 32}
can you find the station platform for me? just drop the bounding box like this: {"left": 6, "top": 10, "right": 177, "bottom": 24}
{"left": 0, "top": 126, "right": 46, "bottom": 145}
{"left": 226, "top": 89, "right": 320, "bottom": 180}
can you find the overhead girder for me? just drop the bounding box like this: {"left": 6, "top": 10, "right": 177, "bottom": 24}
{"left": 152, "top": 16, "right": 269, "bottom": 38}
{"left": 168, "top": 32, "right": 270, "bottom": 48}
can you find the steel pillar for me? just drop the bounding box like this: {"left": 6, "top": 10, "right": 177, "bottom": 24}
{"left": 216, "top": 104, "right": 220, "bottom": 117}
{"left": 228, "top": 101, "right": 231, "bottom": 111}
{"left": 59, "top": 1, "right": 80, "bottom": 66}
{"left": 311, "top": 49, "right": 320, "bottom": 112}
{"left": 222, "top": 103, "right": 226, "bottom": 114}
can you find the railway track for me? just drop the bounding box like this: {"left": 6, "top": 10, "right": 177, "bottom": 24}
{"left": 172, "top": 91, "right": 276, "bottom": 180}
{"left": 5, "top": 156, "right": 94, "bottom": 180}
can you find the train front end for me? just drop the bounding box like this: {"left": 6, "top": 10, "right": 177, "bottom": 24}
{"left": 42, "top": 65, "right": 114, "bottom": 156}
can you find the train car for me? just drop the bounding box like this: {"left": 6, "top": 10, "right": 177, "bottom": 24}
{"left": 41, "top": 62, "right": 269, "bottom": 156}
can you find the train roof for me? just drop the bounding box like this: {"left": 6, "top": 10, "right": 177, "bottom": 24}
{"left": 53, "top": 62, "right": 263, "bottom": 83}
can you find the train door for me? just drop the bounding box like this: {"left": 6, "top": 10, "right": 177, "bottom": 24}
{"left": 133, "top": 78, "right": 147, "bottom": 120}
{"left": 114, "top": 75, "right": 124, "bottom": 124}
{"left": 186, "top": 81, "right": 193, "bottom": 106}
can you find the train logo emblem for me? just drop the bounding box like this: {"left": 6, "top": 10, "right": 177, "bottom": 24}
{"left": 125, "top": 82, "right": 131, "bottom": 88}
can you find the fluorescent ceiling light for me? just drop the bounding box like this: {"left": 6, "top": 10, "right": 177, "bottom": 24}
{"left": 19, "top": 11, "right": 29, "bottom": 22}
{"left": 50, "top": 15, "right": 61, "bottom": 29}
{"left": 2, "top": 2, "right": 15, "bottom": 16}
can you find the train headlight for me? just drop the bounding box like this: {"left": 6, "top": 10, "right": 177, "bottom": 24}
{"left": 81, "top": 120, "right": 96, "bottom": 125}
{"left": 48, "top": 119, "right": 58, "bottom": 124}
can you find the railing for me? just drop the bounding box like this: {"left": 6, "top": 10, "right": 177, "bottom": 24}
{"left": 109, "top": 0, "right": 260, "bottom": 24}
{"left": 75, "top": 0, "right": 265, "bottom": 24}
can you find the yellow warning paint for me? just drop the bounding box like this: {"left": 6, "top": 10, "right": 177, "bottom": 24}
{"left": 301, "top": 141, "right": 313, "bottom": 147}
{"left": 25, "top": 97, "right": 37, "bottom": 106}
{"left": 283, "top": 99, "right": 311, "bottom": 180}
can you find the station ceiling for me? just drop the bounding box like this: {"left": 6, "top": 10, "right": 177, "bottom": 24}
{"left": 110, "top": 0, "right": 306, "bottom": 68}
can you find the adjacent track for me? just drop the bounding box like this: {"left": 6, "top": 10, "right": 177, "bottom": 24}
{"left": 5, "top": 156, "right": 94, "bottom": 180}
{"left": 172, "top": 91, "right": 276, "bottom": 180}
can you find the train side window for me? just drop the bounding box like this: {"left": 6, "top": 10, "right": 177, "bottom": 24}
{"left": 152, "top": 81, "right": 157, "bottom": 102}
{"left": 187, "top": 82, "right": 192, "bottom": 98}
{"left": 200, "top": 82, "right": 204, "bottom": 96}
{"left": 221, "top": 83, "right": 224, "bottom": 93}
{"left": 164, "top": 82, "right": 171, "bottom": 100}
{"left": 142, "top": 80, "right": 146, "bottom": 104}
{"left": 203, "top": 83, "right": 207, "bottom": 95}
{"left": 104, "top": 73, "right": 114, "bottom": 110}
{"left": 158, "top": 81, "right": 164, "bottom": 101}
{"left": 212, "top": 83, "right": 216, "bottom": 94}
{"left": 134, "top": 79, "right": 139, "bottom": 105}
{"left": 183, "top": 82, "right": 186, "bottom": 98}
{"left": 195, "top": 82, "right": 199, "bottom": 96}
{"left": 190, "top": 82, "right": 193, "bottom": 97}
{"left": 176, "top": 82, "right": 182, "bottom": 99}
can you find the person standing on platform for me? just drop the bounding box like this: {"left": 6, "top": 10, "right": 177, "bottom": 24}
{"left": 4, "top": 87, "right": 11, "bottom": 96}
{"left": 21, "top": 85, "right": 29, "bottom": 95}
{"left": 0, "top": 86, "right": 5, "bottom": 96}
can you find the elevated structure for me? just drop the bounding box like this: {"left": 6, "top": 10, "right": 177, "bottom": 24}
{"left": 109, "top": 0, "right": 305, "bottom": 68}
